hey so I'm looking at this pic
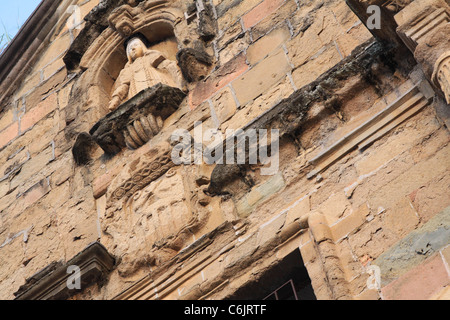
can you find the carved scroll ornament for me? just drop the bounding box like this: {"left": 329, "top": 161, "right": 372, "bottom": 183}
{"left": 433, "top": 51, "right": 450, "bottom": 104}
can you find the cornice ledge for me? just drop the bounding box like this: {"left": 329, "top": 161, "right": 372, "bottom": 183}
{"left": 14, "top": 242, "right": 115, "bottom": 300}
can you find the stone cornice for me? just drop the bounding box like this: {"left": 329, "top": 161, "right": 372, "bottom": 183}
{"left": 14, "top": 242, "right": 115, "bottom": 300}
{"left": 207, "top": 39, "right": 408, "bottom": 195}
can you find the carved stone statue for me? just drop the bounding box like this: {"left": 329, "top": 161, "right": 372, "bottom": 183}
{"left": 108, "top": 35, "right": 184, "bottom": 112}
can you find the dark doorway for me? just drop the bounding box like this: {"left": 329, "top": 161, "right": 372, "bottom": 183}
{"left": 226, "top": 249, "right": 316, "bottom": 300}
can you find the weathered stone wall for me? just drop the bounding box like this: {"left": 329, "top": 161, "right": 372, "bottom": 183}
{"left": 0, "top": 0, "right": 102, "bottom": 299}
{"left": 0, "top": 0, "right": 448, "bottom": 300}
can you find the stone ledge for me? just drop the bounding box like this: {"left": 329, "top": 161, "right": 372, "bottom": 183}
{"left": 207, "top": 39, "right": 403, "bottom": 195}
{"left": 14, "top": 242, "right": 115, "bottom": 300}
{"left": 72, "top": 83, "right": 186, "bottom": 162}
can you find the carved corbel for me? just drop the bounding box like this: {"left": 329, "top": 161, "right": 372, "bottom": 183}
{"left": 90, "top": 84, "right": 186, "bottom": 155}
{"left": 72, "top": 84, "right": 185, "bottom": 164}
{"left": 176, "top": 47, "right": 213, "bottom": 82}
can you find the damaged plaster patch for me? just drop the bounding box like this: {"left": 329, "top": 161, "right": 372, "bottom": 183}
{"left": 374, "top": 206, "right": 450, "bottom": 286}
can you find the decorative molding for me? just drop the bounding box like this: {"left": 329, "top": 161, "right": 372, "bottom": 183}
{"left": 397, "top": 7, "right": 450, "bottom": 53}
{"left": 112, "top": 216, "right": 313, "bottom": 300}
{"left": 394, "top": 0, "right": 450, "bottom": 101}
{"left": 113, "top": 222, "right": 239, "bottom": 300}
{"left": 14, "top": 242, "right": 115, "bottom": 300}
{"left": 108, "top": 0, "right": 172, "bottom": 38}
{"left": 432, "top": 51, "right": 450, "bottom": 104}
{"left": 307, "top": 81, "right": 433, "bottom": 179}
{"left": 110, "top": 152, "right": 174, "bottom": 202}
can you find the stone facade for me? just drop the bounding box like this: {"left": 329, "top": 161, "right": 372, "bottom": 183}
{"left": 0, "top": 0, "right": 449, "bottom": 300}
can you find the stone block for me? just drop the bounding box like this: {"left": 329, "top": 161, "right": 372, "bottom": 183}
{"left": 287, "top": 27, "right": 323, "bottom": 68}
{"left": 442, "top": 245, "right": 450, "bottom": 266}
{"left": 210, "top": 87, "right": 237, "bottom": 125}
{"left": 14, "top": 72, "right": 42, "bottom": 100}
{"left": 10, "top": 146, "right": 54, "bottom": 192}
{"left": 335, "top": 24, "right": 372, "bottom": 58}
{"left": 20, "top": 178, "right": 51, "bottom": 212}
{"left": 43, "top": 58, "right": 65, "bottom": 81}
{"left": 58, "top": 191, "right": 98, "bottom": 259}
{"left": 242, "top": 0, "right": 284, "bottom": 30}
{"left": 246, "top": 25, "right": 291, "bottom": 65}
{"left": 34, "top": 32, "right": 72, "bottom": 72}
{"left": 383, "top": 197, "right": 420, "bottom": 239}
{"left": 249, "top": 0, "right": 298, "bottom": 41}
{"left": 256, "top": 212, "right": 286, "bottom": 247}
{"left": 218, "top": 33, "right": 251, "bottom": 66}
{"left": 23, "top": 69, "right": 66, "bottom": 117}
{"left": 347, "top": 214, "right": 399, "bottom": 262}
{"left": 235, "top": 172, "right": 285, "bottom": 217}
{"left": 20, "top": 93, "right": 58, "bottom": 133}
{"left": 381, "top": 253, "right": 449, "bottom": 300}
{"left": 217, "top": 0, "right": 261, "bottom": 31}
{"left": 285, "top": 195, "right": 310, "bottom": 226}
{"left": 373, "top": 206, "right": 450, "bottom": 286}
{"left": 308, "top": 212, "right": 332, "bottom": 243}
{"left": 0, "top": 146, "right": 29, "bottom": 181}
{"left": 354, "top": 289, "right": 381, "bottom": 300}
{"left": 316, "top": 192, "right": 352, "bottom": 226}
{"left": 368, "top": 143, "right": 450, "bottom": 211}
{"left": 0, "top": 122, "right": 19, "bottom": 150}
{"left": 331, "top": 0, "right": 360, "bottom": 31}
{"left": 190, "top": 54, "right": 248, "bottom": 107}
{"left": 216, "top": 21, "right": 243, "bottom": 50}
{"left": 314, "top": 9, "right": 342, "bottom": 45}
{"left": 430, "top": 286, "right": 450, "bottom": 300}
{"left": 26, "top": 111, "right": 60, "bottom": 156}
{"left": 221, "top": 75, "right": 294, "bottom": 131}
{"left": 0, "top": 106, "right": 14, "bottom": 133}
{"left": 331, "top": 203, "right": 369, "bottom": 241}
{"left": 299, "top": 237, "right": 316, "bottom": 264}
{"left": 232, "top": 49, "right": 291, "bottom": 106}
{"left": 291, "top": 44, "right": 342, "bottom": 89}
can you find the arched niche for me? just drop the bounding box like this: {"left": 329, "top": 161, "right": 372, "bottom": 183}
{"left": 73, "top": 2, "right": 186, "bottom": 126}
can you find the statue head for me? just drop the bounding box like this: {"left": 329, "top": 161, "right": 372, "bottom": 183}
{"left": 126, "top": 37, "right": 147, "bottom": 62}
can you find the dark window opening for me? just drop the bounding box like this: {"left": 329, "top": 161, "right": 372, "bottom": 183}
{"left": 226, "top": 249, "right": 316, "bottom": 300}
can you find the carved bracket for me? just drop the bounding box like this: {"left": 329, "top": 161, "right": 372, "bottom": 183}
{"left": 177, "top": 47, "right": 213, "bottom": 82}
{"left": 72, "top": 84, "right": 185, "bottom": 164}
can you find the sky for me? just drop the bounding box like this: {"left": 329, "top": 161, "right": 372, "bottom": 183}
{"left": 0, "top": 0, "right": 41, "bottom": 50}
